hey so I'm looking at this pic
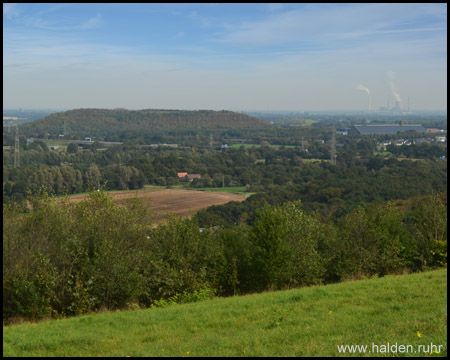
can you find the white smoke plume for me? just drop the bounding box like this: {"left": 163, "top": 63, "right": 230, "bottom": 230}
{"left": 387, "top": 71, "right": 402, "bottom": 102}
{"left": 356, "top": 84, "right": 371, "bottom": 112}
{"left": 389, "top": 81, "right": 402, "bottom": 102}
{"left": 356, "top": 84, "right": 370, "bottom": 96}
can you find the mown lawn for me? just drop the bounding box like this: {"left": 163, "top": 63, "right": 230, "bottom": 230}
{"left": 3, "top": 269, "right": 447, "bottom": 357}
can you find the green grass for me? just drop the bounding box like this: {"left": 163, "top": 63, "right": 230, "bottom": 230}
{"left": 298, "top": 118, "right": 318, "bottom": 125}
{"left": 142, "top": 185, "right": 167, "bottom": 190}
{"left": 42, "top": 140, "right": 69, "bottom": 147}
{"left": 3, "top": 269, "right": 447, "bottom": 357}
{"left": 301, "top": 158, "right": 330, "bottom": 163}
{"left": 228, "top": 143, "right": 301, "bottom": 149}
{"left": 228, "top": 143, "right": 260, "bottom": 148}
{"left": 191, "top": 186, "right": 248, "bottom": 194}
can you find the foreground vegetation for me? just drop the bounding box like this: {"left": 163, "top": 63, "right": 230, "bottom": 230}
{"left": 3, "top": 189, "right": 446, "bottom": 324}
{"left": 3, "top": 269, "right": 447, "bottom": 357}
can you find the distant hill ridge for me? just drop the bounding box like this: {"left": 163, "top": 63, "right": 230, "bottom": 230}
{"left": 21, "top": 108, "right": 269, "bottom": 138}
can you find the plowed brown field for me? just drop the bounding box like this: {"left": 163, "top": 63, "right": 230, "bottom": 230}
{"left": 68, "top": 189, "right": 246, "bottom": 220}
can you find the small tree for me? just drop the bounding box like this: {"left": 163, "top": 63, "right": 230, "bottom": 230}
{"left": 66, "top": 143, "right": 78, "bottom": 154}
{"left": 406, "top": 194, "right": 447, "bottom": 269}
{"left": 248, "top": 201, "right": 325, "bottom": 291}
{"left": 333, "top": 202, "right": 407, "bottom": 280}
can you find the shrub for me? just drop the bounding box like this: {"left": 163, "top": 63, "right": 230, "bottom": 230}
{"left": 139, "top": 216, "right": 222, "bottom": 307}
{"left": 331, "top": 202, "right": 407, "bottom": 280}
{"left": 405, "top": 194, "right": 447, "bottom": 270}
{"left": 211, "top": 226, "right": 251, "bottom": 296}
{"left": 248, "top": 201, "right": 325, "bottom": 291}
{"left": 3, "top": 254, "right": 55, "bottom": 322}
{"left": 3, "top": 189, "right": 153, "bottom": 322}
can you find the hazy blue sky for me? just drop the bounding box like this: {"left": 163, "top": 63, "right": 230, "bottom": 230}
{"left": 3, "top": 3, "right": 447, "bottom": 111}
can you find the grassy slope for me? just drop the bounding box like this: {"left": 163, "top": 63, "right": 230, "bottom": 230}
{"left": 3, "top": 269, "right": 447, "bottom": 357}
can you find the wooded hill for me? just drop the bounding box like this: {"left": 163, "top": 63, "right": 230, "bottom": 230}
{"left": 20, "top": 108, "right": 269, "bottom": 140}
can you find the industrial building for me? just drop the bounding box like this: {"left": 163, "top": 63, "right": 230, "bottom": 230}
{"left": 348, "top": 124, "right": 426, "bottom": 135}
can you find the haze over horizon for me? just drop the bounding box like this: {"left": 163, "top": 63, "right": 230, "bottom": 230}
{"left": 3, "top": 3, "right": 447, "bottom": 112}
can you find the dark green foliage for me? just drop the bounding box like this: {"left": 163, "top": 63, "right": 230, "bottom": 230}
{"left": 324, "top": 202, "right": 409, "bottom": 281}
{"left": 27, "top": 140, "right": 49, "bottom": 152}
{"left": 403, "top": 193, "right": 447, "bottom": 270}
{"left": 212, "top": 226, "right": 252, "bottom": 296}
{"left": 248, "top": 202, "right": 325, "bottom": 291}
{"left": 102, "top": 165, "right": 145, "bottom": 190}
{"left": 3, "top": 255, "right": 54, "bottom": 321}
{"left": 387, "top": 143, "right": 446, "bottom": 159}
{"left": 20, "top": 108, "right": 269, "bottom": 140}
{"left": 4, "top": 129, "right": 446, "bottom": 217}
{"left": 139, "top": 216, "right": 222, "bottom": 306}
{"left": 3, "top": 190, "right": 153, "bottom": 321}
{"left": 2, "top": 190, "right": 447, "bottom": 324}
{"left": 66, "top": 143, "right": 78, "bottom": 154}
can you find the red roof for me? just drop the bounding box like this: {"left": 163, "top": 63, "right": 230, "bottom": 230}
{"left": 177, "top": 172, "right": 188, "bottom": 178}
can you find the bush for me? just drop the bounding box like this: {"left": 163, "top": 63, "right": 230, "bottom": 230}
{"left": 3, "top": 254, "right": 55, "bottom": 322}
{"left": 212, "top": 226, "right": 251, "bottom": 296}
{"left": 248, "top": 201, "right": 325, "bottom": 291}
{"left": 138, "top": 216, "right": 222, "bottom": 307}
{"left": 404, "top": 194, "right": 447, "bottom": 270}
{"left": 66, "top": 143, "right": 78, "bottom": 154}
{"left": 4, "top": 187, "right": 446, "bottom": 323}
{"left": 3, "top": 189, "right": 153, "bottom": 322}
{"left": 330, "top": 202, "right": 407, "bottom": 280}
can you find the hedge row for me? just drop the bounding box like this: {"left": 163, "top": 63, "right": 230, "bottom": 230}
{"left": 3, "top": 190, "right": 447, "bottom": 323}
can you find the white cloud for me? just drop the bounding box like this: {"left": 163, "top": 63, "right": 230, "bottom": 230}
{"left": 3, "top": 4, "right": 447, "bottom": 110}
{"left": 80, "top": 14, "right": 102, "bottom": 30}
{"left": 3, "top": 3, "right": 22, "bottom": 19}
{"left": 219, "top": 3, "right": 446, "bottom": 46}
{"left": 188, "top": 10, "right": 212, "bottom": 28}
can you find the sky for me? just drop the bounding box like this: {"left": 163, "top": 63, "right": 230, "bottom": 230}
{"left": 3, "top": 3, "right": 447, "bottom": 112}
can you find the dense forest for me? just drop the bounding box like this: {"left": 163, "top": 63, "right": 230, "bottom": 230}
{"left": 3, "top": 108, "right": 447, "bottom": 323}
{"left": 18, "top": 108, "right": 269, "bottom": 141}
{"left": 3, "top": 135, "right": 447, "bottom": 223}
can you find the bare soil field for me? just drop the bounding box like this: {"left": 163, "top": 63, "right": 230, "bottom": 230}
{"left": 68, "top": 189, "right": 246, "bottom": 220}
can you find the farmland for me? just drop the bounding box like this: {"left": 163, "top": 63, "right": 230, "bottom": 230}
{"left": 67, "top": 188, "right": 246, "bottom": 220}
